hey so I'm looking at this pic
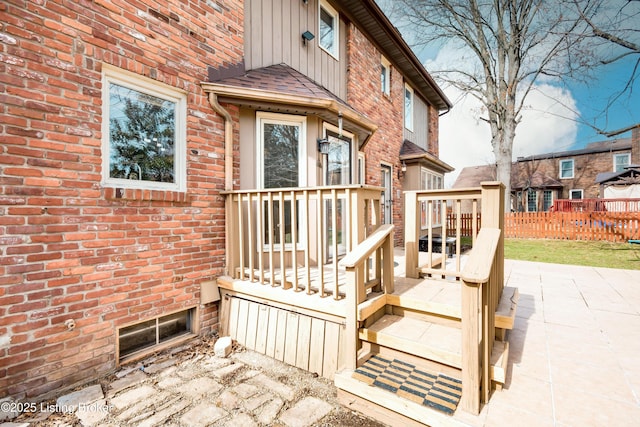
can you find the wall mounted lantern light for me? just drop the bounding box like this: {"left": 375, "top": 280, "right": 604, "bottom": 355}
{"left": 302, "top": 31, "right": 315, "bottom": 45}
{"left": 317, "top": 138, "right": 331, "bottom": 155}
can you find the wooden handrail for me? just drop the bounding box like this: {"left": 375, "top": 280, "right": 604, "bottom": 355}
{"left": 460, "top": 226, "right": 502, "bottom": 414}
{"left": 342, "top": 224, "right": 394, "bottom": 371}
{"left": 461, "top": 228, "right": 501, "bottom": 284}
{"left": 339, "top": 224, "right": 394, "bottom": 268}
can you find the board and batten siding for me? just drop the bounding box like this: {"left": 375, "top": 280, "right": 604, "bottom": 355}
{"left": 404, "top": 93, "right": 430, "bottom": 151}
{"left": 245, "top": 0, "right": 347, "bottom": 99}
{"left": 222, "top": 294, "right": 347, "bottom": 380}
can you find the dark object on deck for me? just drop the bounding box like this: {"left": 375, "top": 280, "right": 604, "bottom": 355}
{"left": 419, "top": 235, "right": 456, "bottom": 257}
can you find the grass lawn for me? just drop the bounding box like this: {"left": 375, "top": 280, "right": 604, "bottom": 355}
{"left": 504, "top": 238, "right": 640, "bottom": 270}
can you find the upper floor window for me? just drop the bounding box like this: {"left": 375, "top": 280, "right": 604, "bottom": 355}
{"left": 614, "top": 153, "right": 630, "bottom": 172}
{"left": 381, "top": 56, "right": 391, "bottom": 95}
{"left": 102, "top": 65, "right": 186, "bottom": 192}
{"left": 319, "top": 1, "right": 339, "bottom": 58}
{"left": 404, "top": 84, "right": 414, "bottom": 131}
{"left": 559, "top": 159, "right": 574, "bottom": 179}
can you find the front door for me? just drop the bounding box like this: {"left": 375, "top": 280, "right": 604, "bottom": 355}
{"left": 381, "top": 164, "right": 392, "bottom": 224}
{"left": 323, "top": 130, "right": 352, "bottom": 260}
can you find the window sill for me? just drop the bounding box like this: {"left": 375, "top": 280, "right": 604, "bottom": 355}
{"left": 103, "top": 187, "right": 190, "bottom": 203}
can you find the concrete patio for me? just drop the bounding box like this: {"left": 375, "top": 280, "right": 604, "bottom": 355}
{"left": 457, "top": 259, "right": 640, "bottom": 427}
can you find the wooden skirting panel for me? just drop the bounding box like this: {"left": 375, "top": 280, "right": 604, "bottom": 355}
{"left": 220, "top": 290, "right": 346, "bottom": 380}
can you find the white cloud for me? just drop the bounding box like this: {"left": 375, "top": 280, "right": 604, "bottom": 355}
{"left": 430, "top": 62, "right": 579, "bottom": 187}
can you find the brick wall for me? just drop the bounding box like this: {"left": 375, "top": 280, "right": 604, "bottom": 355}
{"left": 0, "top": 0, "right": 243, "bottom": 400}
{"left": 632, "top": 126, "right": 640, "bottom": 166}
{"left": 513, "top": 148, "right": 631, "bottom": 200}
{"left": 346, "top": 24, "right": 440, "bottom": 246}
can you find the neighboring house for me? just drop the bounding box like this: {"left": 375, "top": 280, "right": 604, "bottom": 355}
{"left": 454, "top": 124, "right": 640, "bottom": 212}
{"left": 1, "top": 0, "right": 451, "bottom": 403}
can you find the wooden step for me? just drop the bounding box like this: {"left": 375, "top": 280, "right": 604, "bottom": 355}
{"left": 495, "top": 286, "right": 519, "bottom": 340}
{"left": 388, "top": 277, "right": 462, "bottom": 319}
{"left": 490, "top": 340, "right": 509, "bottom": 388}
{"left": 335, "top": 370, "right": 469, "bottom": 427}
{"left": 359, "top": 314, "right": 462, "bottom": 369}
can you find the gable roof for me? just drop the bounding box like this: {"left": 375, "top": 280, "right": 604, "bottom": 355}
{"left": 511, "top": 171, "right": 563, "bottom": 190}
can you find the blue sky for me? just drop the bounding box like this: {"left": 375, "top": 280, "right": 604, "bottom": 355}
{"left": 568, "top": 55, "right": 640, "bottom": 146}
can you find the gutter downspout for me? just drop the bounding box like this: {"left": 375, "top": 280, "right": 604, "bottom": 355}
{"left": 207, "top": 92, "right": 233, "bottom": 191}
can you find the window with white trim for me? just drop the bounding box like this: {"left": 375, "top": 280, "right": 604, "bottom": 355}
{"left": 420, "top": 168, "right": 443, "bottom": 229}
{"left": 559, "top": 159, "right": 574, "bottom": 179}
{"left": 527, "top": 190, "right": 538, "bottom": 212}
{"left": 381, "top": 56, "right": 391, "bottom": 95}
{"left": 543, "top": 190, "right": 554, "bottom": 211}
{"left": 102, "top": 66, "right": 186, "bottom": 192}
{"left": 614, "top": 153, "right": 630, "bottom": 172}
{"left": 257, "top": 113, "right": 307, "bottom": 246}
{"left": 404, "top": 84, "right": 414, "bottom": 131}
{"left": 570, "top": 189, "right": 583, "bottom": 199}
{"left": 319, "top": 1, "right": 339, "bottom": 58}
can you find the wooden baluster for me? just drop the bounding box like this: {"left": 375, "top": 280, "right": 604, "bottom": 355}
{"left": 268, "top": 191, "right": 275, "bottom": 287}
{"left": 279, "top": 191, "right": 287, "bottom": 289}
{"left": 247, "top": 192, "right": 254, "bottom": 282}
{"left": 258, "top": 192, "right": 265, "bottom": 285}
{"left": 317, "top": 189, "right": 325, "bottom": 297}
{"left": 291, "top": 190, "right": 298, "bottom": 291}
{"left": 238, "top": 193, "right": 245, "bottom": 279}
{"left": 304, "top": 190, "right": 311, "bottom": 295}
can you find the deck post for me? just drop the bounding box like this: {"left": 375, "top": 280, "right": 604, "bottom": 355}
{"left": 226, "top": 193, "right": 240, "bottom": 278}
{"left": 344, "top": 266, "right": 359, "bottom": 371}
{"left": 404, "top": 191, "right": 419, "bottom": 278}
{"left": 481, "top": 181, "right": 505, "bottom": 304}
{"left": 460, "top": 280, "right": 481, "bottom": 414}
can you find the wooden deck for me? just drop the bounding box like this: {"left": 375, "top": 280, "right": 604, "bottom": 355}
{"left": 220, "top": 182, "right": 511, "bottom": 421}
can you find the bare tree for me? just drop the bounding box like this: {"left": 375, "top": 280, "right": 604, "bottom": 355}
{"left": 382, "top": 0, "right": 595, "bottom": 207}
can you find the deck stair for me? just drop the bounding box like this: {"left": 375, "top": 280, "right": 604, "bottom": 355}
{"left": 337, "top": 275, "right": 516, "bottom": 423}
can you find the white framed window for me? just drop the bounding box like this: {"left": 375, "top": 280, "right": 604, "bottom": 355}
{"left": 543, "top": 190, "right": 554, "bottom": 211}
{"left": 404, "top": 84, "right": 414, "bottom": 131}
{"left": 559, "top": 159, "right": 574, "bottom": 179}
{"left": 257, "top": 112, "right": 307, "bottom": 189}
{"left": 527, "top": 190, "right": 538, "bottom": 212}
{"left": 570, "top": 189, "right": 583, "bottom": 199}
{"left": 257, "top": 113, "right": 307, "bottom": 247}
{"left": 614, "top": 153, "right": 630, "bottom": 172}
{"left": 420, "top": 168, "right": 443, "bottom": 229}
{"left": 381, "top": 56, "right": 391, "bottom": 95}
{"left": 319, "top": 1, "right": 339, "bottom": 58}
{"left": 357, "top": 152, "right": 365, "bottom": 184}
{"left": 102, "top": 65, "right": 187, "bottom": 191}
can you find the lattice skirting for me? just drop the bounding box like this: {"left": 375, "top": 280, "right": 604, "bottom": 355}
{"left": 352, "top": 355, "right": 462, "bottom": 415}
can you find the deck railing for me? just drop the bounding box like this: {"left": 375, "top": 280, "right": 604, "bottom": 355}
{"left": 340, "top": 224, "right": 395, "bottom": 371}
{"left": 224, "top": 185, "right": 382, "bottom": 299}
{"left": 406, "top": 181, "right": 505, "bottom": 414}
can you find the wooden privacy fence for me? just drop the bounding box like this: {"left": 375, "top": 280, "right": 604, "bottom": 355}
{"left": 504, "top": 211, "right": 640, "bottom": 242}
{"left": 447, "top": 211, "right": 640, "bottom": 242}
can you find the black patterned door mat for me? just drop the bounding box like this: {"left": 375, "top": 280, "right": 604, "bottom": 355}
{"left": 352, "top": 355, "right": 462, "bottom": 415}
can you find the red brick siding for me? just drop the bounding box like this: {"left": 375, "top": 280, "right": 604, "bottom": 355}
{"left": 0, "top": 0, "right": 243, "bottom": 400}
{"left": 512, "top": 149, "right": 631, "bottom": 200}
{"left": 346, "top": 24, "right": 440, "bottom": 246}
